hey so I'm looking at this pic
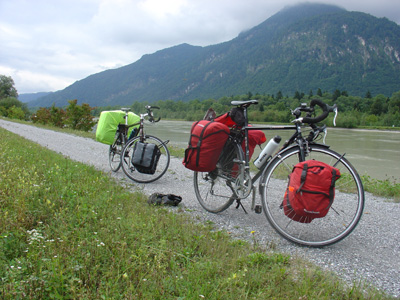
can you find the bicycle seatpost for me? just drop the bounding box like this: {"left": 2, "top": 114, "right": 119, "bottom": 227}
{"left": 121, "top": 108, "right": 130, "bottom": 125}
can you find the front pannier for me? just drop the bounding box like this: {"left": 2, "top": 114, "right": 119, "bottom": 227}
{"left": 282, "top": 160, "right": 341, "bottom": 223}
{"left": 131, "top": 142, "right": 161, "bottom": 174}
{"left": 183, "top": 120, "right": 230, "bottom": 172}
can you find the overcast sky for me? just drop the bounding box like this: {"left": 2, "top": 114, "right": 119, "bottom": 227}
{"left": 1, "top": 0, "right": 399, "bottom": 95}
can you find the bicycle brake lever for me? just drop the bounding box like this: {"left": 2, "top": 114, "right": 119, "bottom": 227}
{"left": 322, "top": 126, "right": 327, "bottom": 144}
{"left": 291, "top": 117, "right": 303, "bottom": 123}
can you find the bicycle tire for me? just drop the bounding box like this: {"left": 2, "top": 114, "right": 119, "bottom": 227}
{"left": 121, "top": 135, "right": 170, "bottom": 183}
{"left": 109, "top": 132, "right": 125, "bottom": 172}
{"left": 194, "top": 139, "right": 243, "bottom": 213}
{"left": 260, "top": 144, "right": 365, "bottom": 247}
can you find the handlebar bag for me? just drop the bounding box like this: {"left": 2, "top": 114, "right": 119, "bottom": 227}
{"left": 131, "top": 142, "right": 161, "bottom": 174}
{"left": 183, "top": 120, "right": 230, "bottom": 172}
{"left": 282, "top": 160, "right": 341, "bottom": 223}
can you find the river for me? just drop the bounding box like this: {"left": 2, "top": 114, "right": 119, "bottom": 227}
{"left": 145, "top": 120, "right": 400, "bottom": 182}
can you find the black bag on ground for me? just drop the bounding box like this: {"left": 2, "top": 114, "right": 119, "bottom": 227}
{"left": 132, "top": 142, "right": 161, "bottom": 174}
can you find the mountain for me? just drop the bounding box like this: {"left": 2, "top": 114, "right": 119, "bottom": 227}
{"left": 19, "top": 92, "right": 52, "bottom": 103}
{"left": 29, "top": 3, "right": 400, "bottom": 108}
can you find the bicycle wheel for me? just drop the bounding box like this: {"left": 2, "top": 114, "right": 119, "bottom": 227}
{"left": 109, "top": 133, "right": 124, "bottom": 172}
{"left": 260, "top": 144, "right": 364, "bottom": 247}
{"left": 194, "top": 139, "right": 244, "bottom": 213}
{"left": 121, "top": 135, "right": 170, "bottom": 183}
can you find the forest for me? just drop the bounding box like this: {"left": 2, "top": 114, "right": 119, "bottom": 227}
{"left": 1, "top": 73, "right": 399, "bottom": 129}
{"left": 93, "top": 89, "right": 400, "bottom": 129}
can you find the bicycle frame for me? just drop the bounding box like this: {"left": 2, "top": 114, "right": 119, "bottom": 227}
{"left": 194, "top": 100, "right": 364, "bottom": 247}
{"left": 239, "top": 105, "right": 298, "bottom": 180}
{"left": 118, "top": 112, "right": 149, "bottom": 142}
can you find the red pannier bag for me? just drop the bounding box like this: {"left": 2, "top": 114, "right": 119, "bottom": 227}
{"left": 183, "top": 120, "right": 230, "bottom": 172}
{"left": 245, "top": 129, "right": 266, "bottom": 159}
{"left": 282, "top": 160, "right": 341, "bottom": 223}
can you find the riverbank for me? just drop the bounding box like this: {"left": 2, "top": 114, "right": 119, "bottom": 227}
{"left": 0, "top": 118, "right": 399, "bottom": 298}
{"left": 2, "top": 126, "right": 392, "bottom": 299}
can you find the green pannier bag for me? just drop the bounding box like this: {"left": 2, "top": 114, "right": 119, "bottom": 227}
{"left": 96, "top": 110, "right": 140, "bottom": 145}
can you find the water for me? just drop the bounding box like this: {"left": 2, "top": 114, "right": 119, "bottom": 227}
{"left": 145, "top": 120, "right": 400, "bottom": 182}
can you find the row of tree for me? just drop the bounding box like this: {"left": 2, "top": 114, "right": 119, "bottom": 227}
{"left": 0, "top": 75, "right": 95, "bottom": 132}
{"left": 31, "top": 100, "right": 96, "bottom": 132}
{"left": 95, "top": 89, "right": 400, "bottom": 128}
{"left": 1, "top": 74, "right": 400, "bottom": 129}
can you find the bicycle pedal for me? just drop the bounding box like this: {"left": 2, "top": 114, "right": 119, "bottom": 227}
{"left": 254, "top": 205, "right": 262, "bottom": 214}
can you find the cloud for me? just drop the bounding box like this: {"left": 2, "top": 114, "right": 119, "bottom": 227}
{"left": 0, "top": 0, "right": 399, "bottom": 94}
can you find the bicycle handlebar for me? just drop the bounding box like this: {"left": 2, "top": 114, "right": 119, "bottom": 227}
{"left": 294, "top": 99, "right": 337, "bottom": 125}
{"left": 145, "top": 105, "right": 161, "bottom": 123}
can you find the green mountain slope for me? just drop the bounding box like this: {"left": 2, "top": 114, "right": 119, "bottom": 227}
{"left": 30, "top": 3, "right": 400, "bottom": 108}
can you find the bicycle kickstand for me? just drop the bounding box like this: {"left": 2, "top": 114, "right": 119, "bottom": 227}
{"left": 235, "top": 199, "right": 248, "bottom": 214}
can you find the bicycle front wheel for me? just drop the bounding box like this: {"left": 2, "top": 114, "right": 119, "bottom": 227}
{"left": 194, "top": 140, "right": 243, "bottom": 213}
{"left": 109, "top": 133, "right": 124, "bottom": 172}
{"left": 260, "top": 144, "right": 365, "bottom": 247}
{"left": 121, "top": 135, "right": 170, "bottom": 183}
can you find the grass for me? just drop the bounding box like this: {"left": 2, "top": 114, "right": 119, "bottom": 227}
{"left": 0, "top": 128, "right": 395, "bottom": 299}
{"left": 360, "top": 174, "right": 400, "bottom": 202}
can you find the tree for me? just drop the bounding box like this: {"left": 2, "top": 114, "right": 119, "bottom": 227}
{"left": 32, "top": 107, "right": 51, "bottom": 124}
{"left": 0, "top": 75, "right": 18, "bottom": 99}
{"left": 50, "top": 104, "right": 66, "bottom": 128}
{"left": 388, "top": 91, "right": 400, "bottom": 114}
{"left": 65, "top": 99, "right": 96, "bottom": 132}
{"left": 8, "top": 106, "right": 25, "bottom": 120}
{"left": 370, "top": 95, "right": 387, "bottom": 115}
{"left": 0, "top": 97, "right": 29, "bottom": 119}
{"left": 332, "top": 89, "right": 341, "bottom": 101}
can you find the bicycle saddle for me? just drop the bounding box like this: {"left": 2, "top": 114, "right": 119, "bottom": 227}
{"left": 231, "top": 99, "right": 259, "bottom": 106}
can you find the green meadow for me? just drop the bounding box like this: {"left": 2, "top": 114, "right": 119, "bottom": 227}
{"left": 0, "top": 127, "right": 393, "bottom": 299}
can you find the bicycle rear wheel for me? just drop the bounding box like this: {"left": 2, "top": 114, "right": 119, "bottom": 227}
{"left": 121, "top": 135, "right": 170, "bottom": 183}
{"left": 260, "top": 144, "right": 364, "bottom": 247}
{"left": 193, "top": 140, "right": 243, "bottom": 213}
{"left": 109, "top": 133, "right": 124, "bottom": 172}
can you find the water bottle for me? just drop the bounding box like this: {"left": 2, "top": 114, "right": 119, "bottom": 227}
{"left": 254, "top": 135, "right": 281, "bottom": 169}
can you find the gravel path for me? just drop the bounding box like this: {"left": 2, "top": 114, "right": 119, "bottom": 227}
{"left": 1, "top": 119, "right": 399, "bottom": 298}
